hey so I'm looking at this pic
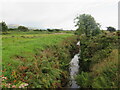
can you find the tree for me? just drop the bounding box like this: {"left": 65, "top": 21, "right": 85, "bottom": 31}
{"left": 107, "top": 26, "right": 116, "bottom": 32}
{"left": 0, "top": 22, "right": 8, "bottom": 32}
{"left": 54, "top": 29, "right": 60, "bottom": 32}
{"left": 47, "top": 29, "right": 54, "bottom": 32}
{"left": 18, "top": 26, "right": 29, "bottom": 31}
{"left": 74, "top": 14, "right": 101, "bottom": 36}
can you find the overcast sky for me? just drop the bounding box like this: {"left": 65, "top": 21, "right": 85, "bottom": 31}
{"left": 0, "top": 0, "right": 119, "bottom": 30}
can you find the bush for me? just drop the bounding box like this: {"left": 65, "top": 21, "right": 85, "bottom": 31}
{"left": 77, "top": 32, "right": 118, "bottom": 88}
{"left": 18, "top": 26, "right": 29, "bottom": 32}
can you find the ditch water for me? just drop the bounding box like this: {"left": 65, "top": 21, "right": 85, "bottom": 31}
{"left": 65, "top": 41, "right": 80, "bottom": 88}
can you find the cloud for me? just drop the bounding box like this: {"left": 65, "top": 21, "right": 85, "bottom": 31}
{"left": 1, "top": 0, "right": 119, "bottom": 29}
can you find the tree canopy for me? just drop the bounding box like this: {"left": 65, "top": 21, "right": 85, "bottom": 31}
{"left": 74, "top": 14, "right": 101, "bottom": 36}
{"left": 18, "top": 26, "right": 29, "bottom": 31}
{"left": 107, "top": 26, "right": 116, "bottom": 32}
{"left": 0, "top": 22, "right": 8, "bottom": 32}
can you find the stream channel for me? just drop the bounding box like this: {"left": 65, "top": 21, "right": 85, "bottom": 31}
{"left": 65, "top": 41, "right": 80, "bottom": 88}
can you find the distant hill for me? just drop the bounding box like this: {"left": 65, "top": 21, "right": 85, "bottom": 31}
{"left": 7, "top": 24, "right": 38, "bottom": 30}
{"left": 7, "top": 24, "right": 19, "bottom": 29}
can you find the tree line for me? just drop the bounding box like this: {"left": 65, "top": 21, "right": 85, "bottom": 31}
{"left": 0, "top": 22, "right": 64, "bottom": 33}
{"left": 0, "top": 14, "right": 117, "bottom": 34}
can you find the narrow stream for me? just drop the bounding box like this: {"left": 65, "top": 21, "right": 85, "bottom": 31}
{"left": 66, "top": 41, "right": 80, "bottom": 88}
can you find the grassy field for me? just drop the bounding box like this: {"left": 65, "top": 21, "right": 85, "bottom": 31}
{"left": 3, "top": 30, "right": 75, "bottom": 35}
{"left": 2, "top": 33, "right": 72, "bottom": 66}
{"left": 2, "top": 32, "right": 78, "bottom": 88}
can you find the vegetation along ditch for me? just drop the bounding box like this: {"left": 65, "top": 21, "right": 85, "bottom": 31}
{"left": 2, "top": 34, "right": 80, "bottom": 88}
{"left": 76, "top": 32, "right": 119, "bottom": 88}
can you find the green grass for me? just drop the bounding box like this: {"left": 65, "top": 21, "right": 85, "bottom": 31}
{"left": 91, "top": 49, "right": 118, "bottom": 88}
{"left": 4, "top": 30, "right": 75, "bottom": 36}
{"left": 2, "top": 32, "right": 78, "bottom": 88}
{"left": 2, "top": 33, "right": 72, "bottom": 68}
{"left": 2, "top": 33, "right": 72, "bottom": 64}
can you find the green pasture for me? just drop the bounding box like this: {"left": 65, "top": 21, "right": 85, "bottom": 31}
{"left": 2, "top": 33, "right": 73, "bottom": 78}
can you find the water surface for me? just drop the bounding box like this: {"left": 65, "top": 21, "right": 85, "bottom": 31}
{"left": 66, "top": 41, "right": 80, "bottom": 88}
